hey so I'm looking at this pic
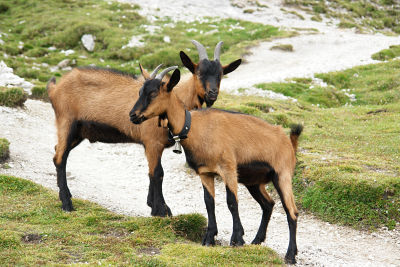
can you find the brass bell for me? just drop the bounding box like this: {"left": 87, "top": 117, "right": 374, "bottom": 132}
{"left": 172, "top": 136, "right": 182, "bottom": 154}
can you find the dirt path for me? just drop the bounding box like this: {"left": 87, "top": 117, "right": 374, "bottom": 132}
{"left": 1, "top": 100, "right": 399, "bottom": 266}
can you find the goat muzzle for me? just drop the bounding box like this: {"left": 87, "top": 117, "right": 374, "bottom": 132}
{"left": 130, "top": 114, "right": 147, "bottom": 124}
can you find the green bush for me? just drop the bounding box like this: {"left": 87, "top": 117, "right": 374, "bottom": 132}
{"left": 30, "top": 86, "right": 48, "bottom": 101}
{"left": 0, "top": 138, "right": 10, "bottom": 163}
{"left": 0, "top": 87, "right": 27, "bottom": 107}
{"left": 170, "top": 214, "right": 207, "bottom": 242}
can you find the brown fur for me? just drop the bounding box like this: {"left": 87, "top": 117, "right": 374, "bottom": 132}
{"left": 130, "top": 78, "right": 302, "bottom": 262}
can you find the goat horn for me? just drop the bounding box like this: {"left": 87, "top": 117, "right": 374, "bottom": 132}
{"left": 150, "top": 64, "right": 164, "bottom": 79}
{"left": 156, "top": 66, "right": 178, "bottom": 80}
{"left": 214, "top": 41, "right": 223, "bottom": 61}
{"left": 192, "top": 40, "right": 208, "bottom": 61}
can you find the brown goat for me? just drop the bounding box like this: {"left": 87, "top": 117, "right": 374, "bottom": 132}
{"left": 47, "top": 41, "right": 241, "bottom": 216}
{"left": 130, "top": 68, "right": 303, "bottom": 264}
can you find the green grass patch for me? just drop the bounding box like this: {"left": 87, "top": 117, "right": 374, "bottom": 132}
{"left": 0, "top": 0, "right": 288, "bottom": 101}
{"left": 0, "top": 87, "right": 27, "bottom": 107}
{"left": 0, "top": 175, "right": 283, "bottom": 265}
{"left": 315, "top": 59, "right": 400, "bottom": 105}
{"left": 284, "top": 0, "right": 400, "bottom": 34}
{"left": 372, "top": 45, "right": 400, "bottom": 61}
{"left": 270, "top": 44, "right": 294, "bottom": 52}
{"left": 255, "top": 81, "right": 349, "bottom": 107}
{"left": 0, "top": 138, "right": 10, "bottom": 163}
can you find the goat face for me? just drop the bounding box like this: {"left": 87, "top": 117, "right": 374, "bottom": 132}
{"left": 180, "top": 41, "right": 242, "bottom": 108}
{"left": 130, "top": 69, "right": 181, "bottom": 124}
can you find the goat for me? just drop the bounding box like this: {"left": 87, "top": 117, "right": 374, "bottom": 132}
{"left": 129, "top": 67, "right": 303, "bottom": 264}
{"left": 47, "top": 40, "right": 241, "bottom": 216}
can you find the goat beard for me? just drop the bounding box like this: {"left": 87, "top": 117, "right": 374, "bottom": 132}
{"left": 205, "top": 99, "right": 216, "bottom": 107}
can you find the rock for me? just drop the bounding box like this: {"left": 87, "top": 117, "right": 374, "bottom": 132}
{"left": 81, "top": 34, "right": 95, "bottom": 52}
{"left": 57, "top": 59, "right": 70, "bottom": 68}
{"left": 163, "top": 36, "right": 171, "bottom": 43}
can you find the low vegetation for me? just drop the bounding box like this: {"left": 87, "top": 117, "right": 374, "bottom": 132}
{"left": 0, "top": 138, "right": 10, "bottom": 163}
{"left": 284, "top": 0, "right": 400, "bottom": 34}
{"left": 372, "top": 45, "right": 400, "bottom": 61}
{"left": 0, "top": 87, "right": 27, "bottom": 107}
{"left": 216, "top": 59, "right": 400, "bottom": 230}
{"left": 0, "top": 175, "right": 283, "bottom": 265}
{"left": 0, "top": 0, "right": 289, "bottom": 100}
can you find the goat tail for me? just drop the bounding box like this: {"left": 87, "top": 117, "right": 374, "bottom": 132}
{"left": 290, "top": 124, "right": 303, "bottom": 153}
{"left": 47, "top": 77, "right": 56, "bottom": 93}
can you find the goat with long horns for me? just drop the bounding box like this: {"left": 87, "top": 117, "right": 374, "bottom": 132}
{"left": 47, "top": 40, "right": 241, "bottom": 217}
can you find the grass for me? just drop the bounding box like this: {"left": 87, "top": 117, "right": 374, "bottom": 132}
{"left": 215, "top": 59, "right": 400, "bottom": 230}
{"left": 270, "top": 44, "right": 294, "bottom": 52}
{"left": 0, "top": 87, "right": 27, "bottom": 107}
{"left": 284, "top": 0, "right": 400, "bottom": 34}
{"left": 0, "top": 138, "right": 10, "bottom": 163}
{"left": 0, "top": 0, "right": 289, "bottom": 100}
{"left": 0, "top": 175, "right": 283, "bottom": 266}
{"left": 372, "top": 45, "right": 400, "bottom": 61}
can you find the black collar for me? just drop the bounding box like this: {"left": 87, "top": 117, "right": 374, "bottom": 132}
{"left": 168, "top": 110, "right": 191, "bottom": 142}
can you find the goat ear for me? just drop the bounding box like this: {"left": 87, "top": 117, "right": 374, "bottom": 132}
{"left": 167, "top": 69, "right": 180, "bottom": 92}
{"left": 223, "top": 59, "right": 242, "bottom": 75}
{"left": 180, "top": 51, "right": 196, "bottom": 74}
{"left": 139, "top": 63, "right": 150, "bottom": 79}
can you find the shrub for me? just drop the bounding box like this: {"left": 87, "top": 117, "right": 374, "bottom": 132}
{"left": 0, "top": 87, "right": 27, "bottom": 107}
{"left": 0, "top": 138, "right": 10, "bottom": 163}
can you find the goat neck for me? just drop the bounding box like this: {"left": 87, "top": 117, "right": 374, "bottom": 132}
{"left": 173, "top": 75, "right": 202, "bottom": 110}
{"left": 165, "top": 92, "right": 187, "bottom": 136}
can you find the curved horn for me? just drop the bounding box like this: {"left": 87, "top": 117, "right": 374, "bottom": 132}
{"left": 192, "top": 40, "right": 208, "bottom": 61}
{"left": 155, "top": 66, "right": 178, "bottom": 80}
{"left": 214, "top": 41, "right": 223, "bottom": 61}
{"left": 150, "top": 64, "right": 164, "bottom": 79}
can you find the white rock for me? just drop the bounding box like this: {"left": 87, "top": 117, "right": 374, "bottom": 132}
{"left": 0, "top": 60, "right": 33, "bottom": 94}
{"left": 60, "top": 49, "right": 75, "bottom": 56}
{"left": 122, "top": 35, "right": 144, "bottom": 48}
{"left": 163, "top": 36, "right": 171, "bottom": 43}
{"left": 57, "top": 59, "right": 70, "bottom": 68}
{"left": 81, "top": 34, "right": 95, "bottom": 52}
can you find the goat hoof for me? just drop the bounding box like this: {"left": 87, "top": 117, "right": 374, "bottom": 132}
{"left": 230, "top": 233, "right": 245, "bottom": 246}
{"left": 61, "top": 201, "right": 74, "bottom": 212}
{"left": 284, "top": 249, "right": 297, "bottom": 265}
{"left": 202, "top": 235, "right": 216, "bottom": 246}
{"left": 251, "top": 235, "right": 265, "bottom": 245}
{"left": 284, "top": 255, "right": 296, "bottom": 265}
{"left": 151, "top": 204, "right": 172, "bottom": 217}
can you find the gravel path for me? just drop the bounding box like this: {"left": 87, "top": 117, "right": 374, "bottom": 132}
{"left": 1, "top": 100, "right": 399, "bottom": 266}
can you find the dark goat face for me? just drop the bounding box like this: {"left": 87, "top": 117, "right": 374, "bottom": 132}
{"left": 130, "top": 68, "right": 180, "bottom": 124}
{"left": 180, "top": 42, "right": 241, "bottom": 108}
{"left": 197, "top": 59, "right": 223, "bottom": 107}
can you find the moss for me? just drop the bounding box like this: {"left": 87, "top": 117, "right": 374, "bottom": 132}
{"left": 0, "top": 87, "right": 27, "bottom": 107}
{"left": 170, "top": 214, "right": 207, "bottom": 242}
{"left": 371, "top": 45, "right": 400, "bottom": 61}
{"left": 0, "top": 138, "right": 10, "bottom": 163}
{"left": 30, "top": 87, "right": 49, "bottom": 101}
{"left": 270, "top": 44, "right": 294, "bottom": 52}
{"left": 0, "top": 3, "right": 9, "bottom": 13}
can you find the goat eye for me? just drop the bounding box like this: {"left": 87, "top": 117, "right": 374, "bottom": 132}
{"left": 150, "top": 92, "right": 157, "bottom": 98}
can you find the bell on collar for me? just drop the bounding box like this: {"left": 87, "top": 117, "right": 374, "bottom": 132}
{"left": 172, "top": 136, "right": 182, "bottom": 154}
